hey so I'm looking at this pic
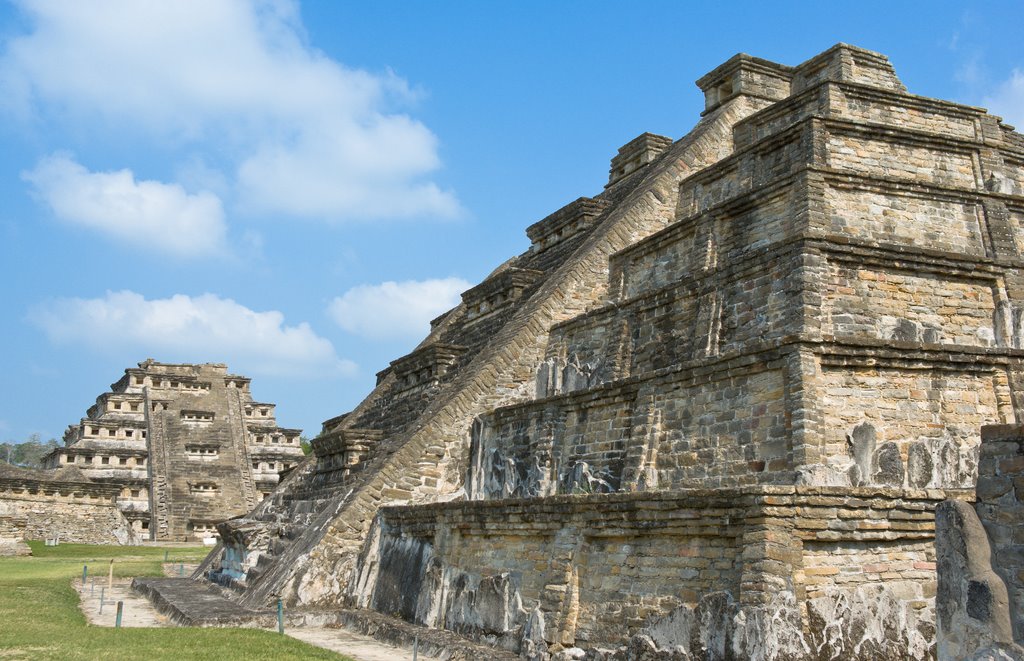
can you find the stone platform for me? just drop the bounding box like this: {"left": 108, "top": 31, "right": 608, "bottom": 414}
{"left": 132, "top": 577, "right": 276, "bottom": 627}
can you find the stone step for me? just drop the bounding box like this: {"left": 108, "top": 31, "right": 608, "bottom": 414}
{"left": 132, "top": 577, "right": 274, "bottom": 627}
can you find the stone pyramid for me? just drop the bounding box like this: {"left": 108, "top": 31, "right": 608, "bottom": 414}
{"left": 183, "top": 44, "right": 1024, "bottom": 659}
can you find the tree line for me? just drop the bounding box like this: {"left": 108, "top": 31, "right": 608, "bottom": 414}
{"left": 1, "top": 433, "right": 60, "bottom": 469}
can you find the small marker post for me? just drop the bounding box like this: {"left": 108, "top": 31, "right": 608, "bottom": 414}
{"left": 82, "top": 564, "right": 88, "bottom": 587}
{"left": 91, "top": 577, "right": 95, "bottom": 596}
{"left": 99, "top": 587, "right": 105, "bottom": 614}
{"left": 107, "top": 558, "right": 114, "bottom": 590}
{"left": 178, "top": 562, "right": 184, "bottom": 577}
{"left": 115, "top": 601, "right": 124, "bottom": 628}
{"left": 277, "top": 598, "right": 284, "bottom": 634}
{"left": 413, "top": 635, "right": 419, "bottom": 661}
{"left": 164, "top": 549, "right": 169, "bottom": 562}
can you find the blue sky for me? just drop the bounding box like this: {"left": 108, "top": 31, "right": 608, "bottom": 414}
{"left": 1, "top": 0, "right": 1022, "bottom": 443}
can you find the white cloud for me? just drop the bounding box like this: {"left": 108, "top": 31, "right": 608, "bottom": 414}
{"left": 22, "top": 154, "right": 227, "bottom": 257}
{"left": 2, "top": 0, "right": 460, "bottom": 221}
{"left": 328, "top": 277, "right": 470, "bottom": 340}
{"left": 29, "top": 290, "right": 355, "bottom": 378}
{"left": 984, "top": 68, "right": 1024, "bottom": 129}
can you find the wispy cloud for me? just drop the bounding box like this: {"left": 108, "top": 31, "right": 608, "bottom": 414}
{"left": 29, "top": 290, "right": 356, "bottom": 378}
{"left": 23, "top": 153, "right": 227, "bottom": 257}
{"left": 328, "top": 277, "right": 469, "bottom": 340}
{"left": 2, "top": 0, "right": 460, "bottom": 229}
{"left": 983, "top": 68, "right": 1024, "bottom": 128}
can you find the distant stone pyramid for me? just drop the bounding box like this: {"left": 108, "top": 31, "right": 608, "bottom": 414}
{"left": 44, "top": 360, "right": 304, "bottom": 540}
{"left": 186, "top": 44, "right": 1023, "bottom": 659}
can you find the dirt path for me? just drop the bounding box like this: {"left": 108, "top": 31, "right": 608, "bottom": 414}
{"left": 75, "top": 577, "right": 169, "bottom": 627}
{"left": 286, "top": 628, "right": 441, "bottom": 661}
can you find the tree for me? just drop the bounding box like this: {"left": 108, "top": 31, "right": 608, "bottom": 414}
{"left": 0, "top": 433, "right": 60, "bottom": 468}
{"left": 299, "top": 434, "right": 313, "bottom": 456}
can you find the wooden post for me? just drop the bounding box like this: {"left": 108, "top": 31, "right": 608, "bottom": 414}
{"left": 107, "top": 558, "right": 114, "bottom": 590}
{"left": 115, "top": 601, "right": 124, "bottom": 628}
{"left": 81, "top": 564, "right": 88, "bottom": 587}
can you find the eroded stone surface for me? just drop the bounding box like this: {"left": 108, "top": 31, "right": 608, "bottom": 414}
{"left": 935, "top": 499, "right": 1021, "bottom": 660}
{"left": 0, "top": 515, "right": 31, "bottom": 556}
{"left": 936, "top": 425, "right": 1024, "bottom": 659}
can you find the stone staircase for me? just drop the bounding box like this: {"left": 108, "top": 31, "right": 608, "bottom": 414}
{"left": 144, "top": 396, "right": 172, "bottom": 540}
{"left": 208, "top": 468, "right": 344, "bottom": 590}
{"left": 227, "top": 389, "right": 260, "bottom": 511}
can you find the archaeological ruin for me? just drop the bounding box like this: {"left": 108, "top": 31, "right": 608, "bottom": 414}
{"left": 41, "top": 360, "right": 305, "bottom": 541}
{"left": 0, "top": 463, "right": 136, "bottom": 546}
{"left": 135, "top": 44, "right": 1024, "bottom": 659}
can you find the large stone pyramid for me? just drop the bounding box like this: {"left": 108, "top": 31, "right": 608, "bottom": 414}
{"left": 191, "top": 44, "right": 1024, "bottom": 659}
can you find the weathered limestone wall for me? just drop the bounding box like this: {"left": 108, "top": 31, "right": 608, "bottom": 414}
{"left": 472, "top": 352, "right": 794, "bottom": 498}
{"left": 355, "top": 487, "right": 951, "bottom": 659}
{"left": 0, "top": 515, "right": 30, "bottom": 556}
{"left": 974, "top": 425, "right": 1024, "bottom": 643}
{"left": 0, "top": 468, "right": 136, "bottom": 545}
{"left": 927, "top": 426, "right": 1024, "bottom": 661}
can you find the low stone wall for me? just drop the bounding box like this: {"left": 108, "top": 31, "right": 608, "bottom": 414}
{"left": 0, "top": 472, "right": 137, "bottom": 545}
{"left": 352, "top": 486, "right": 960, "bottom": 660}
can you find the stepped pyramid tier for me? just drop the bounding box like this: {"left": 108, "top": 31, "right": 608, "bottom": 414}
{"left": 43, "top": 360, "right": 304, "bottom": 541}
{"left": 185, "top": 44, "right": 1024, "bottom": 658}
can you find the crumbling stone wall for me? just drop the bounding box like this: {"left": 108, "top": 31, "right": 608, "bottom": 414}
{"left": 0, "top": 466, "right": 136, "bottom": 545}
{"left": 933, "top": 424, "right": 1024, "bottom": 661}
{"left": 0, "top": 516, "right": 30, "bottom": 556}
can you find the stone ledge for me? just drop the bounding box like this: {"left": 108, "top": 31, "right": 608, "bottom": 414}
{"left": 382, "top": 485, "right": 969, "bottom": 521}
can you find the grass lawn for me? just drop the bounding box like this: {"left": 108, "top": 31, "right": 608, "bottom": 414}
{"left": 0, "top": 541, "right": 348, "bottom": 661}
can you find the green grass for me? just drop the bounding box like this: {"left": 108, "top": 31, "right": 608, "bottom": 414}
{"left": 0, "top": 542, "right": 348, "bottom": 660}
